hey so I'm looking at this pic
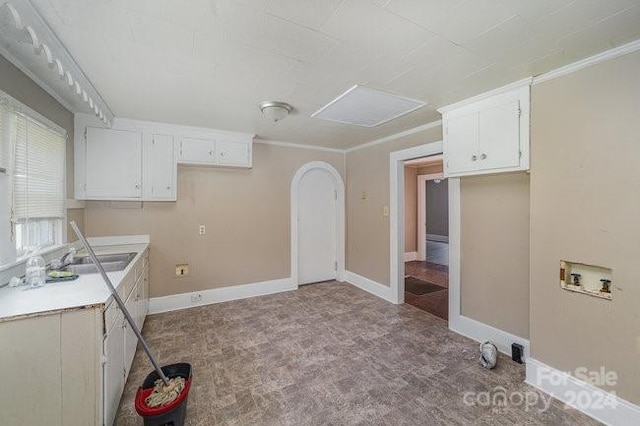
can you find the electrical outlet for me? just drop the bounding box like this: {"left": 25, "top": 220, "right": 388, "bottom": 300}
{"left": 199, "top": 224, "right": 206, "bottom": 235}
{"left": 361, "top": 190, "right": 367, "bottom": 200}
{"left": 190, "top": 293, "right": 202, "bottom": 303}
{"left": 175, "top": 263, "right": 189, "bottom": 277}
{"left": 382, "top": 206, "right": 389, "bottom": 217}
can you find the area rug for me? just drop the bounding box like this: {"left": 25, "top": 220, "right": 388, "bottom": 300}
{"left": 405, "top": 276, "right": 446, "bottom": 295}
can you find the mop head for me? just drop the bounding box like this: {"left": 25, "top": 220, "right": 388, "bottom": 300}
{"left": 144, "top": 377, "right": 186, "bottom": 408}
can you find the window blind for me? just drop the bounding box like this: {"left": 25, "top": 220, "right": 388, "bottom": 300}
{"left": 11, "top": 112, "right": 65, "bottom": 221}
{"left": 0, "top": 101, "right": 10, "bottom": 173}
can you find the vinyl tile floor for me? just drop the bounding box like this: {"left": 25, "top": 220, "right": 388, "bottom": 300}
{"left": 115, "top": 281, "right": 600, "bottom": 426}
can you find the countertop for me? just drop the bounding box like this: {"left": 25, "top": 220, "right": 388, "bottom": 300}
{"left": 0, "top": 238, "right": 149, "bottom": 322}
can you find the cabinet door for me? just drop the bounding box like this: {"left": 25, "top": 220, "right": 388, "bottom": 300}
{"left": 444, "top": 112, "right": 478, "bottom": 175}
{"left": 85, "top": 127, "right": 142, "bottom": 198}
{"left": 179, "top": 137, "right": 216, "bottom": 164}
{"left": 477, "top": 99, "right": 520, "bottom": 171}
{"left": 123, "top": 294, "right": 137, "bottom": 381}
{"left": 144, "top": 134, "right": 176, "bottom": 200}
{"left": 217, "top": 139, "right": 251, "bottom": 167}
{"left": 103, "top": 319, "right": 125, "bottom": 426}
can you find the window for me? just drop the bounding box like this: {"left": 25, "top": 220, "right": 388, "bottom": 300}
{"left": 0, "top": 91, "right": 66, "bottom": 265}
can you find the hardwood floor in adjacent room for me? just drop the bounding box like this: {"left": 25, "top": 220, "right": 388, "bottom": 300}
{"left": 405, "top": 260, "right": 449, "bottom": 320}
{"left": 115, "top": 282, "right": 599, "bottom": 426}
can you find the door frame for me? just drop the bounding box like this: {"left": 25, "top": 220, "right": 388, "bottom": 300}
{"left": 291, "top": 161, "right": 345, "bottom": 287}
{"left": 389, "top": 142, "right": 461, "bottom": 325}
{"left": 417, "top": 172, "right": 445, "bottom": 261}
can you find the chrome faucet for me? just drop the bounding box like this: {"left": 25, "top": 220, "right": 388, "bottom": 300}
{"left": 51, "top": 247, "right": 76, "bottom": 270}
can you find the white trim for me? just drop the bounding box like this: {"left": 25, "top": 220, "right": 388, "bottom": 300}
{"left": 290, "top": 161, "right": 345, "bottom": 286}
{"left": 449, "top": 314, "right": 530, "bottom": 360}
{"left": 65, "top": 199, "right": 85, "bottom": 209}
{"left": 533, "top": 38, "right": 640, "bottom": 85}
{"left": 417, "top": 172, "right": 445, "bottom": 261}
{"left": 526, "top": 358, "right": 640, "bottom": 426}
{"left": 389, "top": 141, "right": 445, "bottom": 304}
{"left": 86, "top": 235, "right": 150, "bottom": 246}
{"left": 344, "top": 270, "right": 393, "bottom": 302}
{"left": 345, "top": 120, "right": 442, "bottom": 153}
{"left": 437, "top": 77, "right": 533, "bottom": 114}
{"left": 148, "top": 278, "right": 295, "bottom": 314}
{"left": 403, "top": 252, "right": 418, "bottom": 262}
{"left": 255, "top": 139, "right": 344, "bottom": 154}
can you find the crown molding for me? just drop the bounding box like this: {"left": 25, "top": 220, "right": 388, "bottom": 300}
{"left": 533, "top": 38, "right": 640, "bottom": 85}
{"left": 437, "top": 77, "right": 533, "bottom": 114}
{"left": 345, "top": 120, "right": 443, "bottom": 153}
{"left": 255, "top": 138, "right": 345, "bottom": 153}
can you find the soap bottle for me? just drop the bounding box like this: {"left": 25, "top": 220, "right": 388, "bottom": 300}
{"left": 25, "top": 247, "right": 46, "bottom": 289}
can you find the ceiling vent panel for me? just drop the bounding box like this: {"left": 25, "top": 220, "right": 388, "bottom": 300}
{"left": 311, "top": 85, "right": 426, "bottom": 127}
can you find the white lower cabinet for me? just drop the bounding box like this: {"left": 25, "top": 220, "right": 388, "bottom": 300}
{"left": 0, "top": 247, "right": 150, "bottom": 426}
{"left": 103, "top": 311, "right": 125, "bottom": 426}
{"left": 103, "top": 250, "right": 150, "bottom": 425}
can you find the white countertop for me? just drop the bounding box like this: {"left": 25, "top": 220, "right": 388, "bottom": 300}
{"left": 0, "top": 238, "right": 149, "bottom": 322}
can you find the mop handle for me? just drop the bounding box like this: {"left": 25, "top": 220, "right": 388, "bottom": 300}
{"left": 70, "top": 221, "right": 170, "bottom": 386}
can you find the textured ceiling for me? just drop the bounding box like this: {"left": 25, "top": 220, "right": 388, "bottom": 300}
{"left": 28, "top": 0, "right": 640, "bottom": 149}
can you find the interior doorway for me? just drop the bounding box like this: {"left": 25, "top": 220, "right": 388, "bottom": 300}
{"left": 403, "top": 155, "right": 449, "bottom": 320}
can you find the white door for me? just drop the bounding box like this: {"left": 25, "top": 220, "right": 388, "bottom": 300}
{"left": 298, "top": 168, "right": 336, "bottom": 285}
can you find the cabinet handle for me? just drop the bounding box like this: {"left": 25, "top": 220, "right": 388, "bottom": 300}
{"left": 471, "top": 155, "right": 477, "bottom": 161}
{"left": 480, "top": 153, "right": 487, "bottom": 160}
{"left": 135, "top": 183, "right": 141, "bottom": 189}
{"left": 208, "top": 150, "right": 214, "bottom": 156}
{"left": 220, "top": 151, "right": 226, "bottom": 157}
{"left": 166, "top": 185, "right": 171, "bottom": 190}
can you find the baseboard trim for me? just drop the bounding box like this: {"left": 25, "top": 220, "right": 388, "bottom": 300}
{"left": 149, "top": 277, "right": 296, "bottom": 314}
{"left": 344, "top": 270, "right": 394, "bottom": 303}
{"left": 404, "top": 252, "right": 418, "bottom": 262}
{"left": 449, "top": 314, "right": 530, "bottom": 360}
{"left": 526, "top": 358, "right": 640, "bottom": 426}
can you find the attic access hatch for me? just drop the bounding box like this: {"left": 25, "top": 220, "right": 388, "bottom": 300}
{"left": 312, "top": 85, "right": 426, "bottom": 127}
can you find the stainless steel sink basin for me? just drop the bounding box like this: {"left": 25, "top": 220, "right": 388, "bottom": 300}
{"left": 62, "top": 252, "right": 136, "bottom": 274}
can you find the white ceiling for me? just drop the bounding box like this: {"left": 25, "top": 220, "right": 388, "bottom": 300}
{"left": 27, "top": 0, "right": 640, "bottom": 150}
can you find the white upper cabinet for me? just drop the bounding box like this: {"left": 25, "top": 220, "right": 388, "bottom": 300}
{"left": 143, "top": 134, "right": 176, "bottom": 201}
{"left": 75, "top": 114, "right": 253, "bottom": 201}
{"left": 84, "top": 127, "right": 142, "bottom": 199}
{"left": 217, "top": 139, "right": 252, "bottom": 167}
{"left": 440, "top": 80, "right": 530, "bottom": 177}
{"left": 178, "top": 136, "right": 252, "bottom": 167}
{"left": 179, "top": 137, "right": 217, "bottom": 165}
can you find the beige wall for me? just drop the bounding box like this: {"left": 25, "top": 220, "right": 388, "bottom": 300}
{"left": 461, "top": 173, "right": 530, "bottom": 338}
{"left": 0, "top": 55, "right": 84, "bottom": 242}
{"left": 85, "top": 143, "right": 344, "bottom": 298}
{"left": 530, "top": 51, "right": 640, "bottom": 404}
{"left": 404, "top": 167, "right": 418, "bottom": 253}
{"left": 346, "top": 127, "right": 442, "bottom": 285}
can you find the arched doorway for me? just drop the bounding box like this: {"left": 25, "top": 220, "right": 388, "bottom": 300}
{"left": 291, "top": 161, "right": 345, "bottom": 286}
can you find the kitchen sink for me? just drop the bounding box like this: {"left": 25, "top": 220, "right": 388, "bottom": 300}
{"left": 61, "top": 252, "right": 136, "bottom": 274}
